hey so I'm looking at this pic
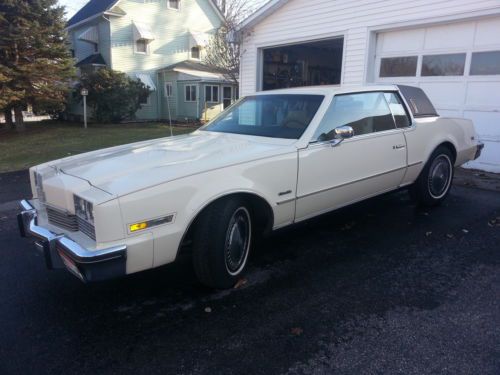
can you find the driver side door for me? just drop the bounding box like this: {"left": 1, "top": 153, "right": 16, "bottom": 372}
{"left": 295, "top": 91, "right": 408, "bottom": 221}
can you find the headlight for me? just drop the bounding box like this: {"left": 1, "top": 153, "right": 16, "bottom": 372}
{"left": 74, "top": 195, "right": 94, "bottom": 225}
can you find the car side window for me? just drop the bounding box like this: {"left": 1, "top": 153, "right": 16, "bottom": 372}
{"left": 314, "top": 92, "right": 396, "bottom": 141}
{"left": 384, "top": 92, "right": 411, "bottom": 128}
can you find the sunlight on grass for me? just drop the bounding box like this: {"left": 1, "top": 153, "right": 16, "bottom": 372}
{"left": 0, "top": 121, "right": 198, "bottom": 172}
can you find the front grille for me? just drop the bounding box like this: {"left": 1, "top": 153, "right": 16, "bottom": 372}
{"left": 47, "top": 208, "right": 78, "bottom": 231}
{"left": 77, "top": 217, "right": 96, "bottom": 240}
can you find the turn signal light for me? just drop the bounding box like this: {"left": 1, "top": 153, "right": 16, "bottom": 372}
{"left": 130, "top": 222, "right": 148, "bottom": 232}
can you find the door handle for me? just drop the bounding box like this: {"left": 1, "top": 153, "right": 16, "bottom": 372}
{"left": 393, "top": 144, "right": 406, "bottom": 150}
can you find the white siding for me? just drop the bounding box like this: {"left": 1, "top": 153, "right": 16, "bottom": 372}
{"left": 240, "top": 0, "right": 500, "bottom": 96}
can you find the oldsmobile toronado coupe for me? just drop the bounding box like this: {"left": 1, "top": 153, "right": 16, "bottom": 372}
{"left": 18, "top": 85, "right": 483, "bottom": 288}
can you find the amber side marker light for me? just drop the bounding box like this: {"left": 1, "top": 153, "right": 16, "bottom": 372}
{"left": 129, "top": 214, "right": 175, "bottom": 233}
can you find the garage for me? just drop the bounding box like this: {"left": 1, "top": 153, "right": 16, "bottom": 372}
{"left": 261, "top": 37, "right": 344, "bottom": 91}
{"left": 374, "top": 17, "right": 500, "bottom": 171}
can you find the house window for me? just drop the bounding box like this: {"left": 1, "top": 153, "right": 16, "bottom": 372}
{"left": 421, "top": 53, "right": 466, "bottom": 76}
{"left": 470, "top": 51, "right": 500, "bottom": 75}
{"left": 165, "top": 82, "right": 173, "bottom": 97}
{"left": 135, "top": 39, "right": 148, "bottom": 54}
{"left": 139, "top": 94, "right": 151, "bottom": 106}
{"left": 191, "top": 46, "right": 200, "bottom": 59}
{"left": 167, "top": 0, "right": 180, "bottom": 10}
{"left": 185, "top": 85, "right": 197, "bottom": 102}
{"left": 205, "top": 85, "right": 219, "bottom": 102}
{"left": 379, "top": 56, "right": 418, "bottom": 77}
{"left": 93, "top": 43, "right": 99, "bottom": 53}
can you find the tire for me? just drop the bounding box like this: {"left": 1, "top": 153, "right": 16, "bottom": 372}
{"left": 410, "top": 146, "right": 454, "bottom": 207}
{"left": 192, "top": 197, "right": 252, "bottom": 289}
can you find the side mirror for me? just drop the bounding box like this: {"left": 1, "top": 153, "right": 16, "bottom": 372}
{"left": 330, "top": 125, "right": 354, "bottom": 146}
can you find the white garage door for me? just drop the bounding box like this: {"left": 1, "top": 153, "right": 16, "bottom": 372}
{"left": 374, "top": 17, "right": 500, "bottom": 172}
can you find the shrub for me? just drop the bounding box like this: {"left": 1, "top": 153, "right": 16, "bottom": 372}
{"left": 74, "top": 69, "right": 151, "bottom": 123}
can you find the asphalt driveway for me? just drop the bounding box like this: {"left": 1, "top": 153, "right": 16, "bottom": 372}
{"left": 0, "top": 171, "right": 499, "bottom": 374}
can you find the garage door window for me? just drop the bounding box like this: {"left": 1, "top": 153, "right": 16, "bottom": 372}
{"left": 421, "top": 53, "right": 466, "bottom": 76}
{"left": 380, "top": 56, "right": 418, "bottom": 77}
{"left": 470, "top": 51, "right": 500, "bottom": 75}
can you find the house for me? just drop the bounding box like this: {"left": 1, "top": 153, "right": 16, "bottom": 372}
{"left": 67, "top": 0, "right": 238, "bottom": 122}
{"left": 237, "top": 0, "right": 500, "bottom": 172}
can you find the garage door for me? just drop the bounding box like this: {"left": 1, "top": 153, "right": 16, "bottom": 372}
{"left": 374, "top": 17, "right": 500, "bottom": 172}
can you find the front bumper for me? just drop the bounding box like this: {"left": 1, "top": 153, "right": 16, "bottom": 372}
{"left": 18, "top": 200, "right": 127, "bottom": 282}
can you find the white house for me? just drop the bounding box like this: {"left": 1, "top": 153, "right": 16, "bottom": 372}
{"left": 238, "top": 0, "right": 500, "bottom": 172}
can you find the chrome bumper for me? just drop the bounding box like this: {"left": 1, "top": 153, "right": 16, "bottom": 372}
{"left": 18, "top": 200, "right": 127, "bottom": 282}
{"left": 474, "top": 142, "right": 484, "bottom": 160}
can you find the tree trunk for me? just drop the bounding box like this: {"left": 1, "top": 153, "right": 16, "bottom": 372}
{"left": 4, "top": 108, "right": 14, "bottom": 129}
{"left": 14, "top": 106, "right": 25, "bottom": 132}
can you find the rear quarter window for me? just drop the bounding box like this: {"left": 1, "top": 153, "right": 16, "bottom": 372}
{"left": 397, "top": 85, "right": 439, "bottom": 118}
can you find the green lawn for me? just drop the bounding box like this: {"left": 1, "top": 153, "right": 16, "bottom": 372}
{"left": 0, "top": 121, "right": 198, "bottom": 173}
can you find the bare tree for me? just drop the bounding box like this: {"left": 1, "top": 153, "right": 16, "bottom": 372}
{"left": 204, "top": 0, "right": 267, "bottom": 84}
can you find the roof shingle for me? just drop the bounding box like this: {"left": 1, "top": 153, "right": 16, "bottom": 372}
{"left": 67, "top": 0, "right": 119, "bottom": 28}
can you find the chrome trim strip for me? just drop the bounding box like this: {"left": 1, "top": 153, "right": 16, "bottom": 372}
{"left": 297, "top": 166, "right": 407, "bottom": 200}
{"left": 407, "top": 161, "right": 423, "bottom": 168}
{"left": 276, "top": 198, "right": 296, "bottom": 206}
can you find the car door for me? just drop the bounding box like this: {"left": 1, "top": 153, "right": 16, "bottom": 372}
{"left": 295, "top": 91, "right": 408, "bottom": 221}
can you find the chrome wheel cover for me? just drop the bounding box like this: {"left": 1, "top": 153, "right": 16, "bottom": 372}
{"left": 224, "top": 207, "right": 251, "bottom": 276}
{"left": 428, "top": 154, "right": 452, "bottom": 199}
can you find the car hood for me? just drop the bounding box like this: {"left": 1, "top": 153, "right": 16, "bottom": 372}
{"left": 50, "top": 130, "right": 296, "bottom": 196}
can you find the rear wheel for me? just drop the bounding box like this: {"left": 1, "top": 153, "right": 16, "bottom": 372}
{"left": 192, "top": 197, "right": 252, "bottom": 289}
{"left": 410, "top": 146, "right": 454, "bottom": 207}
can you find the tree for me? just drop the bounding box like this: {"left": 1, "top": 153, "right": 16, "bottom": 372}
{"left": 204, "top": 0, "right": 266, "bottom": 84}
{"left": 0, "top": 0, "right": 75, "bottom": 131}
{"left": 74, "top": 69, "right": 151, "bottom": 124}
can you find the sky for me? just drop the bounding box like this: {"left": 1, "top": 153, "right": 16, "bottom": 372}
{"left": 59, "top": 0, "right": 268, "bottom": 19}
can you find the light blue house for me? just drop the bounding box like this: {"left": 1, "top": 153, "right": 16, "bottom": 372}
{"left": 67, "top": 0, "right": 238, "bottom": 122}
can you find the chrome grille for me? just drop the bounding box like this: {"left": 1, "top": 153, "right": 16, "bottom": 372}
{"left": 77, "top": 217, "right": 96, "bottom": 240}
{"left": 47, "top": 208, "right": 78, "bottom": 231}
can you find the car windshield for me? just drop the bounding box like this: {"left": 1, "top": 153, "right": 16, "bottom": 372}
{"left": 201, "top": 94, "right": 325, "bottom": 139}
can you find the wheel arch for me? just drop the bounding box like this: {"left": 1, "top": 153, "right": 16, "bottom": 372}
{"left": 176, "top": 191, "right": 275, "bottom": 260}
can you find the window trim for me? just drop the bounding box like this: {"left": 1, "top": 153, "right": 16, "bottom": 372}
{"left": 205, "top": 85, "right": 219, "bottom": 103}
{"left": 184, "top": 84, "right": 197, "bottom": 102}
{"left": 139, "top": 93, "right": 151, "bottom": 107}
{"left": 164, "top": 82, "right": 173, "bottom": 98}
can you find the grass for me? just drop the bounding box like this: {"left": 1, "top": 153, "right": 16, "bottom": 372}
{"left": 0, "top": 121, "right": 198, "bottom": 173}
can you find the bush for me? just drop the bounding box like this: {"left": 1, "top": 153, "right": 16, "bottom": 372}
{"left": 74, "top": 69, "right": 151, "bottom": 123}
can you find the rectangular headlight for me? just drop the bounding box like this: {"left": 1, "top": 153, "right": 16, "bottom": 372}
{"left": 74, "top": 195, "right": 94, "bottom": 225}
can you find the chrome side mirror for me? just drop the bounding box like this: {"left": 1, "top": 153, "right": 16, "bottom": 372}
{"left": 330, "top": 125, "right": 354, "bottom": 147}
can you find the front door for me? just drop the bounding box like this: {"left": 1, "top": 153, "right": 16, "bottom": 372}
{"left": 296, "top": 91, "right": 408, "bottom": 221}
{"left": 223, "top": 86, "right": 232, "bottom": 109}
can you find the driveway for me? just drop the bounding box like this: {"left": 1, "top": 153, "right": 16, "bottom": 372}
{"left": 0, "top": 171, "right": 499, "bottom": 374}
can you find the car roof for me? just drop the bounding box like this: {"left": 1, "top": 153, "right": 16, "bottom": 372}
{"left": 251, "top": 85, "right": 399, "bottom": 96}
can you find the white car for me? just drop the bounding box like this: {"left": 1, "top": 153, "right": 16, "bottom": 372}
{"left": 18, "top": 85, "right": 483, "bottom": 288}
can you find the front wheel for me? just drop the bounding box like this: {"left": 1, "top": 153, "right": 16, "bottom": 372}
{"left": 410, "top": 146, "right": 454, "bottom": 207}
{"left": 192, "top": 197, "right": 252, "bottom": 289}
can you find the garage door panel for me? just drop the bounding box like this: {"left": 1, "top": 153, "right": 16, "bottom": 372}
{"left": 377, "top": 29, "right": 424, "bottom": 54}
{"left": 419, "top": 81, "right": 466, "bottom": 109}
{"left": 424, "top": 22, "right": 475, "bottom": 50}
{"left": 465, "top": 82, "right": 500, "bottom": 107}
{"left": 463, "top": 111, "right": 500, "bottom": 139}
{"left": 474, "top": 18, "right": 500, "bottom": 47}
